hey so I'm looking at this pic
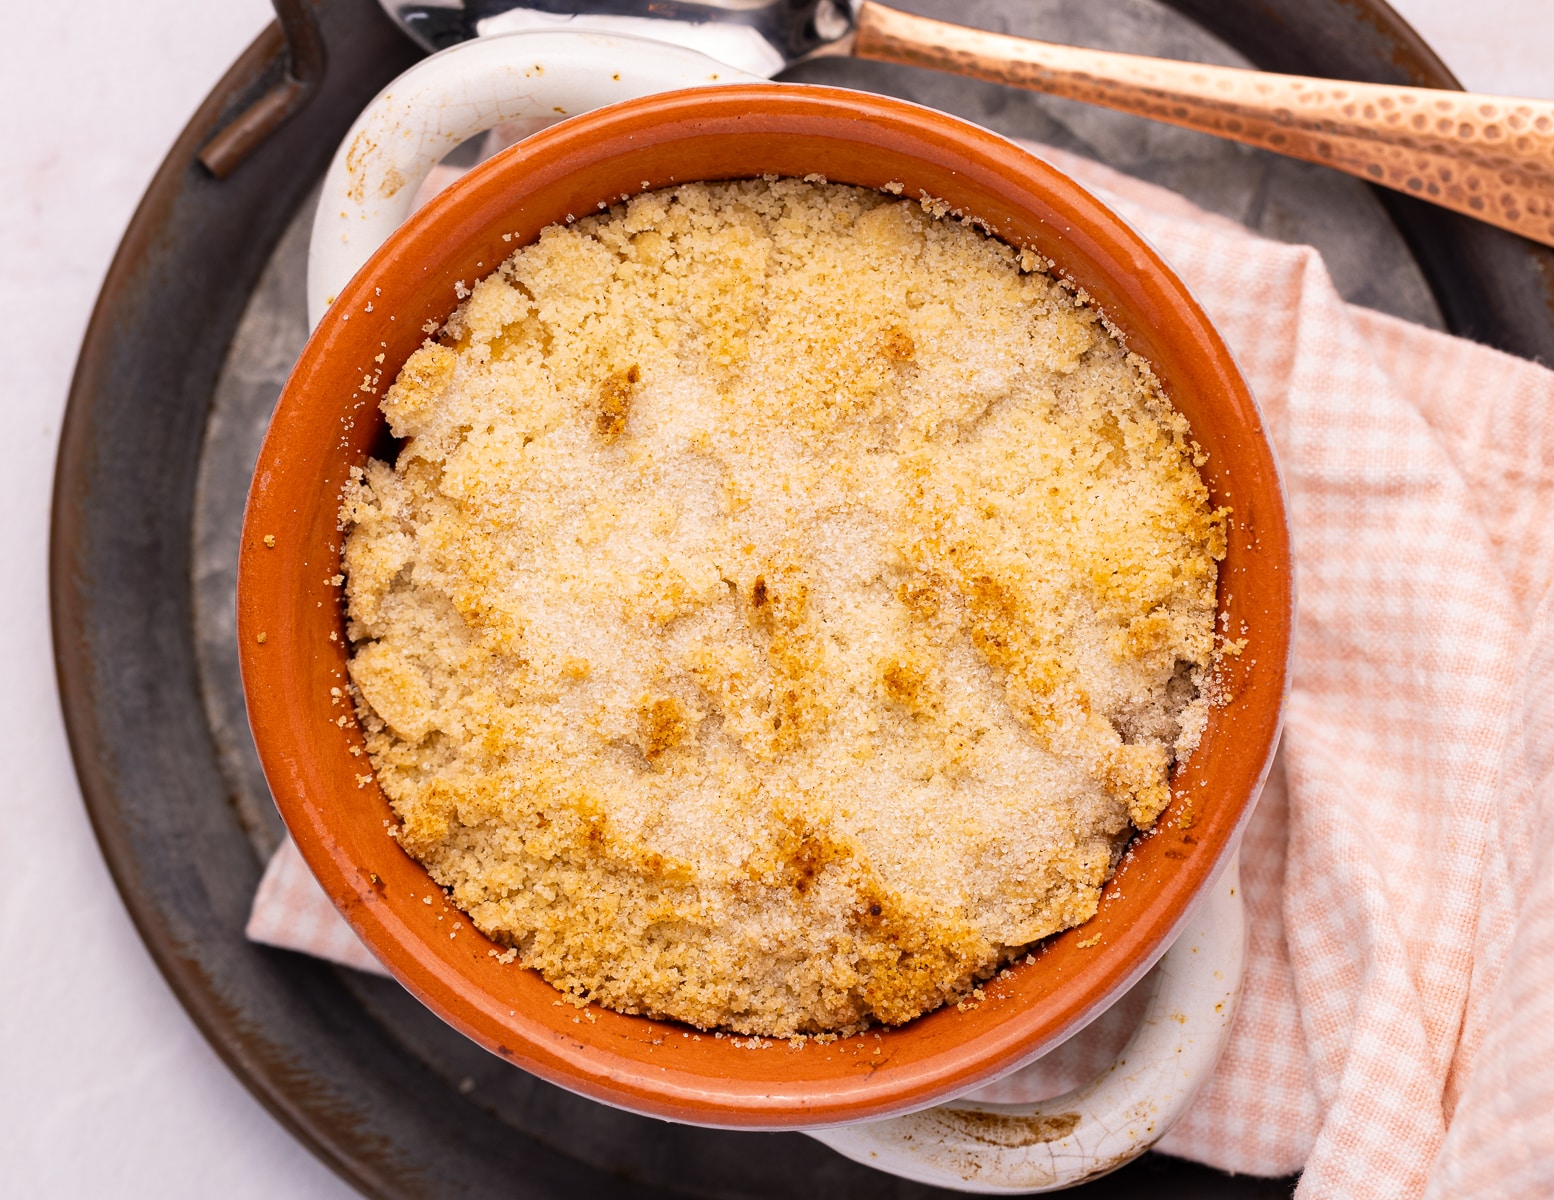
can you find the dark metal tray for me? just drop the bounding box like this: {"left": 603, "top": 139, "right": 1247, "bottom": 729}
{"left": 53, "top": 0, "right": 1554, "bottom": 1196}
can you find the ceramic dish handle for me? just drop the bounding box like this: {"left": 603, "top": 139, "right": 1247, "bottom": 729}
{"left": 806, "top": 854, "right": 1245, "bottom": 1193}
{"left": 306, "top": 31, "right": 763, "bottom": 329}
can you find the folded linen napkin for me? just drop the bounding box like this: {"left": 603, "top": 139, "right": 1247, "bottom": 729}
{"left": 246, "top": 142, "right": 1554, "bottom": 1199}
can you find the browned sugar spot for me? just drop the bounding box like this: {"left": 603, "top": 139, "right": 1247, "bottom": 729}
{"left": 881, "top": 658, "right": 926, "bottom": 707}
{"left": 882, "top": 644, "right": 947, "bottom": 723}
{"left": 775, "top": 820, "right": 851, "bottom": 896}
{"left": 637, "top": 694, "right": 689, "bottom": 762}
{"left": 597, "top": 364, "right": 641, "bottom": 438}
{"left": 897, "top": 575, "right": 941, "bottom": 620}
{"left": 880, "top": 325, "right": 916, "bottom": 363}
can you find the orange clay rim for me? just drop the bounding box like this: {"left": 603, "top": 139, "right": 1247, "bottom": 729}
{"left": 238, "top": 84, "right": 1292, "bottom": 1130}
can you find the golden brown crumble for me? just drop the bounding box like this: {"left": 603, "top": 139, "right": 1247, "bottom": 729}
{"left": 340, "top": 179, "right": 1226, "bottom": 1036}
{"left": 596, "top": 364, "right": 640, "bottom": 438}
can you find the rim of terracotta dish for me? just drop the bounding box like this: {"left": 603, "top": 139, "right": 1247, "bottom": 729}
{"left": 238, "top": 83, "right": 1292, "bottom": 1130}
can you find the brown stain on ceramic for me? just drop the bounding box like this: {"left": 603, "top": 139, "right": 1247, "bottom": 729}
{"left": 935, "top": 1107, "right": 1082, "bottom": 1147}
{"left": 893, "top": 1106, "right": 1152, "bottom": 1187}
{"left": 236, "top": 83, "right": 1293, "bottom": 1128}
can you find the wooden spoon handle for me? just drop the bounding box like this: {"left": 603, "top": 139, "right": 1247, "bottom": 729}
{"left": 854, "top": 0, "right": 1554, "bottom": 248}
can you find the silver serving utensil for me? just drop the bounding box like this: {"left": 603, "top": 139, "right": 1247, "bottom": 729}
{"left": 378, "top": 0, "right": 854, "bottom": 76}
{"left": 375, "top": 0, "right": 1554, "bottom": 249}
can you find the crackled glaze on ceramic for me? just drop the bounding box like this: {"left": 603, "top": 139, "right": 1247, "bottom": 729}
{"left": 306, "top": 32, "right": 760, "bottom": 326}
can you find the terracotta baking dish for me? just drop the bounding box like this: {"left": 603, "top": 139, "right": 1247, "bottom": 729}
{"left": 237, "top": 83, "right": 1292, "bottom": 1129}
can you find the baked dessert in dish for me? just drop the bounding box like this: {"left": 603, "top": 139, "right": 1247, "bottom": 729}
{"left": 339, "top": 177, "right": 1227, "bottom": 1037}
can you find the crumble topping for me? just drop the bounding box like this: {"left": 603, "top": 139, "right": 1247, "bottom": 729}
{"left": 340, "top": 178, "right": 1226, "bottom": 1036}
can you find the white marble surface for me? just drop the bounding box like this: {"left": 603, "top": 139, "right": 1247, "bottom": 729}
{"left": 1, "top": 2, "right": 1548, "bottom": 1195}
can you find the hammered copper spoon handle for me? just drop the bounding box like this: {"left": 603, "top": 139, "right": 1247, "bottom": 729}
{"left": 854, "top": 1, "right": 1554, "bottom": 248}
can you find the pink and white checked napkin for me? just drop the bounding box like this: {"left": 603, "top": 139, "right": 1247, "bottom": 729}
{"left": 246, "top": 144, "right": 1554, "bottom": 1198}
